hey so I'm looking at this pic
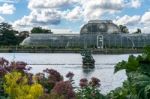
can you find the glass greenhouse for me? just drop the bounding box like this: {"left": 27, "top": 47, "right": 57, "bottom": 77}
{"left": 21, "top": 20, "right": 150, "bottom": 48}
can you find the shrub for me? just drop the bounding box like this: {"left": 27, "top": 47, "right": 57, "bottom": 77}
{"left": 77, "top": 77, "right": 106, "bottom": 99}
{"left": 4, "top": 71, "right": 43, "bottom": 99}
{"left": 52, "top": 81, "right": 75, "bottom": 99}
{"left": 109, "top": 47, "right": 150, "bottom": 99}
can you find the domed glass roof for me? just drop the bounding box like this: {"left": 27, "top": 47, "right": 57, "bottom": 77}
{"left": 80, "top": 20, "right": 120, "bottom": 34}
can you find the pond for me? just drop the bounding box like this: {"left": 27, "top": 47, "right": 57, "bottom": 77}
{"left": 0, "top": 53, "right": 138, "bottom": 94}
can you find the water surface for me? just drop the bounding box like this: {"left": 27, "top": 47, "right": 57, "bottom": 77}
{"left": 0, "top": 53, "right": 138, "bottom": 94}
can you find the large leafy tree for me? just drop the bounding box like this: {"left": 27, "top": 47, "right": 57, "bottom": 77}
{"left": 108, "top": 46, "right": 150, "bottom": 99}
{"left": 134, "top": 28, "right": 142, "bottom": 34}
{"left": 119, "top": 25, "right": 129, "bottom": 33}
{"left": 31, "top": 27, "right": 52, "bottom": 34}
{"left": 0, "top": 22, "right": 19, "bottom": 45}
{"left": 17, "top": 31, "right": 29, "bottom": 44}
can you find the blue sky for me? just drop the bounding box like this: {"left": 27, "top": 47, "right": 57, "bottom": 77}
{"left": 0, "top": 0, "right": 150, "bottom": 33}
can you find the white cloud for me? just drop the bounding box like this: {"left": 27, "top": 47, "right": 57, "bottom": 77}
{"left": 65, "top": 6, "right": 82, "bottom": 21}
{"left": 130, "top": 0, "right": 141, "bottom": 8}
{"left": 114, "top": 10, "right": 150, "bottom": 33}
{"left": 14, "top": 0, "right": 143, "bottom": 30}
{"left": 0, "top": 16, "right": 4, "bottom": 22}
{"left": 81, "top": 0, "right": 124, "bottom": 21}
{"left": 13, "top": 9, "right": 61, "bottom": 30}
{"left": 114, "top": 15, "right": 141, "bottom": 26}
{"left": 129, "top": 27, "right": 137, "bottom": 33}
{"left": 0, "top": 3, "right": 15, "bottom": 14}
{"left": 31, "top": 9, "right": 61, "bottom": 25}
{"left": 142, "top": 26, "right": 150, "bottom": 33}
{"left": 51, "top": 29, "right": 73, "bottom": 34}
{"left": 28, "top": 0, "right": 78, "bottom": 10}
{"left": 140, "top": 11, "right": 150, "bottom": 33}
{"left": 14, "top": 0, "right": 77, "bottom": 29}
{"left": 141, "top": 11, "right": 150, "bottom": 24}
{"left": 0, "top": 0, "right": 20, "bottom": 3}
{"left": 124, "top": 0, "right": 141, "bottom": 8}
{"left": 113, "top": 14, "right": 144, "bottom": 33}
{"left": 28, "top": 0, "right": 125, "bottom": 21}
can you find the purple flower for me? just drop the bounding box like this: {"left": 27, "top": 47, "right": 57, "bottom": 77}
{"left": 10, "top": 61, "right": 27, "bottom": 70}
{"left": 43, "top": 69, "right": 63, "bottom": 84}
{"left": 79, "top": 78, "right": 88, "bottom": 88}
{"left": 52, "top": 81, "right": 75, "bottom": 99}
{"left": 80, "top": 78, "right": 88, "bottom": 82}
{"left": 0, "top": 57, "right": 9, "bottom": 67}
{"left": 66, "top": 72, "right": 74, "bottom": 79}
{"left": 89, "top": 77, "right": 100, "bottom": 87}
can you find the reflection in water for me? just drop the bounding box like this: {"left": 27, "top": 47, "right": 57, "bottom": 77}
{"left": 82, "top": 68, "right": 95, "bottom": 77}
{"left": 81, "top": 69, "right": 97, "bottom": 84}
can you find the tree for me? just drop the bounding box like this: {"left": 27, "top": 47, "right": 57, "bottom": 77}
{"left": 31, "top": 27, "right": 52, "bottom": 33}
{"left": 17, "top": 31, "right": 29, "bottom": 44}
{"left": 0, "top": 22, "right": 19, "bottom": 45}
{"left": 0, "top": 23, "right": 12, "bottom": 32}
{"left": 134, "top": 28, "right": 142, "bottom": 34}
{"left": 119, "top": 25, "right": 129, "bottom": 33}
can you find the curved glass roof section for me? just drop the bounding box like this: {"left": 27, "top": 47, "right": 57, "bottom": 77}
{"left": 80, "top": 20, "right": 120, "bottom": 34}
{"left": 20, "top": 37, "right": 31, "bottom": 46}
{"left": 20, "top": 34, "right": 80, "bottom": 46}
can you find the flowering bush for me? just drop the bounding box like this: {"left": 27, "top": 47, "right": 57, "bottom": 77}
{"left": 43, "top": 68, "right": 63, "bottom": 83}
{"left": 36, "top": 68, "right": 63, "bottom": 93}
{"left": 89, "top": 77, "right": 101, "bottom": 87}
{"left": 79, "top": 78, "right": 88, "bottom": 88}
{"left": 0, "top": 57, "right": 31, "bottom": 98}
{"left": 0, "top": 57, "right": 105, "bottom": 99}
{"left": 76, "top": 86, "right": 106, "bottom": 99}
{"left": 77, "top": 77, "right": 105, "bottom": 99}
{"left": 52, "top": 81, "right": 75, "bottom": 99}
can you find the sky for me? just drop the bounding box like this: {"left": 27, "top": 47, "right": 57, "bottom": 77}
{"left": 0, "top": 0, "right": 150, "bottom": 33}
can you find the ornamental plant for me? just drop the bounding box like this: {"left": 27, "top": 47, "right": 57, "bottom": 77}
{"left": 35, "top": 68, "right": 63, "bottom": 93}
{"left": 77, "top": 77, "right": 106, "bottom": 99}
{"left": 4, "top": 71, "right": 43, "bottom": 99}
{"left": 0, "top": 57, "right": 106, "bottom": 99}
{"left": 0, "top": 57, "right": 31, "bottom": 98}
{"left": 107, "top": 46, "right": 150, "bottom": 99}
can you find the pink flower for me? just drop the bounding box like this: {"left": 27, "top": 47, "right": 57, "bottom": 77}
{"left": 89, "top": 77, "right": 100, "bottom": 87}
{"left": 43, "top": 69, "right": 63, "bottom": 84}
{"left": 66, "top": 72, "right": 74, "bottom": 79}
{"left": 79, "top": 78, "right": 88, "bottom": 88}
{"left": 52, "top": 81, "right": 75, "bottom": 99}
